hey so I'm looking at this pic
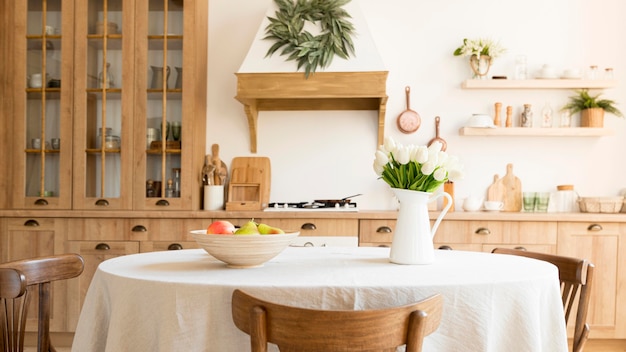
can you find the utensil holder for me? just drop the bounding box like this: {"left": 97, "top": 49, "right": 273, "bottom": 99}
{"left": 204, "top": 185, "right": 224, "bottom": 210}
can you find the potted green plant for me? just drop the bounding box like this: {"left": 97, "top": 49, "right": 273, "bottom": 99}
{"left": 562, "top": 89, "right": 623, "bottom": 127}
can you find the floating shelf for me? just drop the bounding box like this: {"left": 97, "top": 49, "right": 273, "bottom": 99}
{"left": 235, "top": 71, "right": 388, "bottom": 153}
{"left": 459, "top": 127, "right": 613, "bottom": 137}
{"left": 461, "top": 79, "right": 618, "bottom": 90}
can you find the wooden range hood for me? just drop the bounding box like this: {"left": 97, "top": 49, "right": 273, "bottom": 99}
{"left": 235, "top": 71, "right": 388, "bottom": 153}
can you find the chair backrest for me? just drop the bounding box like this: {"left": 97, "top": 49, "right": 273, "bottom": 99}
{"left": 491, "top": 248, "right": 594, "bottom": 352}
{"left": 0, "top": 254, "right": 84, "bottom": 352}
{"left": 231, "top": 289, "right": 443, "bottom": 352}
{"left": 1, "top": 268, "right": 28, "bottom": 352}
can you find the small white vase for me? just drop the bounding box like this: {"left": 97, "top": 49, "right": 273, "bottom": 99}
{"left": 390, "top": 188, "right": 452, "bottom": 265}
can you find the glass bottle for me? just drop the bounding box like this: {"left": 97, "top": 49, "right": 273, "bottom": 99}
{"left": 165, "top": 179, "right": 175, "bottom": 198}
{"left": 559, "top": 111, "right": 572, "bottom": 127}
{"left": 541, "top": 102, "right": 553, "bottom": 128}
{"left": 521, "top": 104, "right": 533, "bottom": 128}
{"left": 173, "top": 168, "right": 181, "bottom": 197}
{"left": 146, "top": 180, "right": 155, "bottom": 198}
{"left": 98, "top": 62, "right": 115, "bottom": 88}
{"left": 587, "top": 65, "right": 598, "bottom": 80}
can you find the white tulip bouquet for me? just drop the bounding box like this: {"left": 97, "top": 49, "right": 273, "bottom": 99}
{"left": 373, "top": 137, "right": 463, "bottom": 193}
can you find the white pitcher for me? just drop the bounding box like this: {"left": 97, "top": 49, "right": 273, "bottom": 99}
{"left": 390, "top": 188, "right": 452, "bottom": 265}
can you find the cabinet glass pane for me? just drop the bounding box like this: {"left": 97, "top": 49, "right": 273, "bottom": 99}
{"left": 83, "top": 0, "right": 124, "bottom": 199}
{"left": 24, "top": 0, "right": 63, "bottom": 199}
{"left": 145, "top": 0, "right": 183, "bottom": 199}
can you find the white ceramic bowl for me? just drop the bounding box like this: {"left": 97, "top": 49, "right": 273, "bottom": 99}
{"left": 468, "top": 114, "right": 495, "bottom": 128}
{"left": 190, "top": 230, "right": 300, "bottom": 268}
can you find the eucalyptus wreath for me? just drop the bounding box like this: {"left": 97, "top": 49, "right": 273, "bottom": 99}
{"left": 263, "top": 0, "right": 356, "bottom": 78}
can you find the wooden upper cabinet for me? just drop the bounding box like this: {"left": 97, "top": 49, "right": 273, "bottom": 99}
{"left": 72, "top": 0, "right": 134, "bottom": 210}
{"left": 132, "top": 0, "right": 207, "bottom": 211}
{"left": 10, "top": 0, "right": 74, "bottom": 210}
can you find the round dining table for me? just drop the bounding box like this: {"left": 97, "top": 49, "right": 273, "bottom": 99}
{"left": 71, "top": 246, "right": 568, "bottom": 352}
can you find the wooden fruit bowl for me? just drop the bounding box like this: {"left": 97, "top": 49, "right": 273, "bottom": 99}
{"left": 190, "top": 230, "right": 299, "bottom": 268}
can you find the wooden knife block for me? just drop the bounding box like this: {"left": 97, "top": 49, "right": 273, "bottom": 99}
{"left": 225, "top": 157, "right": 271, "bottom": 211}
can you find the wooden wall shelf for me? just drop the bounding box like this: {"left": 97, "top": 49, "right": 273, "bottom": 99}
{"left": 461, "top": 79, "right": 618, "bottom": 89}
{"left": 459, "top": 127, "right": 613, "bottom": 137}
{"left": 235, "top": 71, "right": 388, "bottom": 153}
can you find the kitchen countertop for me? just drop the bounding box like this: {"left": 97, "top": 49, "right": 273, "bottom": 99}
{"left": 1, "top": 209, "right": 626, "bottom": 222}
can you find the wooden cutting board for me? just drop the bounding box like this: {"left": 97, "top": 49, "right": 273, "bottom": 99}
{"left": 486, "top": 174, "right": 504, "bottom": 202}
{"left": 501, "top": 163, "right": 522, "bottom": 212}
{"left": 225, "top": 157, "right": 271, "bottom": 211}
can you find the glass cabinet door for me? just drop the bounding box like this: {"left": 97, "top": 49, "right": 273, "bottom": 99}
{"left": 135, "top": 0, "right": 192, "bottom": 210}
{"left": 73, "top": 0, "right": 133, "bottom": 210}
{"left": 12, "top": 0, "right": 73, "bottom": 209}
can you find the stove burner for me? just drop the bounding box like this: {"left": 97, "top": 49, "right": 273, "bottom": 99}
{"left": 269, "top": 201, "right": 357, "bottom": 209}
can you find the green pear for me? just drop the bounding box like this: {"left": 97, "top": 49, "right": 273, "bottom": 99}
{"left": 234, "top": 220, "right": 259, "bottom": 235}
{"left": 258, "top": 223, "right": 285, "bottom": 235}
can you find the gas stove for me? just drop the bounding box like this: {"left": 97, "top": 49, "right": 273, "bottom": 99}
{"left": 264, "top": 201, "right": 358, "bottom": 212}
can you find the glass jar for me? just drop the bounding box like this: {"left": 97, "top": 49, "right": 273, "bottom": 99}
{"left": 559, "top": 111, "right": 572, "bottom": 127}
{"left": 605, "top": 68, "right": 614, "bottom": 80}
{"left": 554, "top": 185, "right": 579, "bottom": 212}
{"left": 587, "top": 65, "right": 598, "bottom": 80}
{"left": 541, "top": 102, "right": 553, "bottom": 128}
{"left": 514, "top": 55, "right": 527, "bottom": 80}
{"left": 521, "top": 104, "right": 533, "bottom": 127}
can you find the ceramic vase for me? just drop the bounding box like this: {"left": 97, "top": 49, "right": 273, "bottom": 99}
{"left": 390, "top": 188, "right": 452, "bottom": 265}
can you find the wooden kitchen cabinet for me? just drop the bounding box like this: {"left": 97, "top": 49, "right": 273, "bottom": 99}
{"left": 557, "top": 221, "right": 626, "bottom": 339}
{"left": 9, "top": 0, "right": 75, "bottom": 210}
{"left": 73, "top": 0, "right": 207, "bottom": 211}
{"left": 360, "top": 218, "right": 557, "bottom": 253}
{"left": 65, "top": 240, "right": 140, "bottom": 330}
{"left": 0, "top": 217, "right": 71, "bottom": 332}
{"left": 4, "top": 0, "right": 206, "bottom": 211}
{"left": 270, "top": 218, "right": 359, "bottom": 237}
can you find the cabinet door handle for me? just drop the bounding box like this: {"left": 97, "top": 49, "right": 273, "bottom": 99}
{"left": 95, "top": 199, "right": 109, "bottom": 206}
{"left": 156, "top": 199, "right": 170, "bottom": 206}
{"left": 376, "top": 226, "right": 392, "bottom": 233}
{"left": 132, "top": 225, "right": 148, "bottom": 232}
{"left": 587, "top": 224, "right": 603, "bottom": 232}
{"left": 377, "top": 244, "right": 390, "bottom": 248}
{"left": 24, "top": 219, "right": 40, "bottom": 227}
{"left": 514, "top": 246, "right": 527, "bottom": 251}
{"left": 168, "top": 243, "right": 183, "bottom": 250}
{"left": 475, "top": 227, "right": 491, "bottom": 235}
{"left": 301, "top": 223, "right": 316, "bottom": 230}
{"left": 34, "top": 198, "right": 48, "bottom": 205}
{"left": 438, "top": 245, "right": 453, "bottom": 250}
{"left": 95, "top": 243, "right": 111, "bottom": 250}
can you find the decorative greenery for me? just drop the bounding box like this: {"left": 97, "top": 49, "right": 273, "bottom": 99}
{"left": 453, "top": 38, "right": 505, "bottom": 59}
{"left": 373, "top": 137, "right": 463, "bottom": 193}
{"left": 263, "top": 0, "right": 356, "bottom": 78}
{"left": 562, "top": 89, "right": 623, "bottom": 117}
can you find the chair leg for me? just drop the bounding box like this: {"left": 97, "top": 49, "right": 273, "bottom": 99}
{"left": 573, "top": 324, "right": 589, "bottom": 352}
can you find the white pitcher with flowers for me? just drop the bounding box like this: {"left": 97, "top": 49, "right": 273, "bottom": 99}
{"left": 373, "top": 137, "right": 463, "bottom": 264}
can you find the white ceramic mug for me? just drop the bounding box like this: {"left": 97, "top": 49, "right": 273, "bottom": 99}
{"left": 484, "top": 200, "right": 504, "bottom": 211}
{"left": 45, "top": 25, "right": 55, "bottom": 35}
{"left": 463, "top": 196, "right": 483, "bottom": 212}
{"left": 29, "top": 73, "right": 43, "bottom": 88}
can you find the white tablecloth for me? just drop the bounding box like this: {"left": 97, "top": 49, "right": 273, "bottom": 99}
{"left": 72, "top": 247, "right": 568, "bottom": 352}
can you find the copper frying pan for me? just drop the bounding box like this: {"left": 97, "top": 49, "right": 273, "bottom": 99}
{"left": 428, "top": 116, "right": 447, "bottom": 151}
{"left": 396, "top": 86, "right": 421, "bottom": 133}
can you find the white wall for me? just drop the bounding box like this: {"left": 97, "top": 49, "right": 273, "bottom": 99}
{"left": 207, "top": 0, "right": 626, "bottom": 210}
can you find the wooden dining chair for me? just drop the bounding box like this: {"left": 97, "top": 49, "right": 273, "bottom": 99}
{"left": 491, "top": 248, "right": 594, "bottom": 352}
{"left": 1, "top": 268, "right": 28, "bottom": 351}
{"left": 0, "top": 253, "right": 85, "bottom": 352}
{"left": 231, "top": 289, "right": 443, "bottom": 352}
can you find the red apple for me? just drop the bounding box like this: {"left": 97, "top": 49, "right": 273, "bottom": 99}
{"left": 206, "top": 220, "right": 236, "bottom": 235}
